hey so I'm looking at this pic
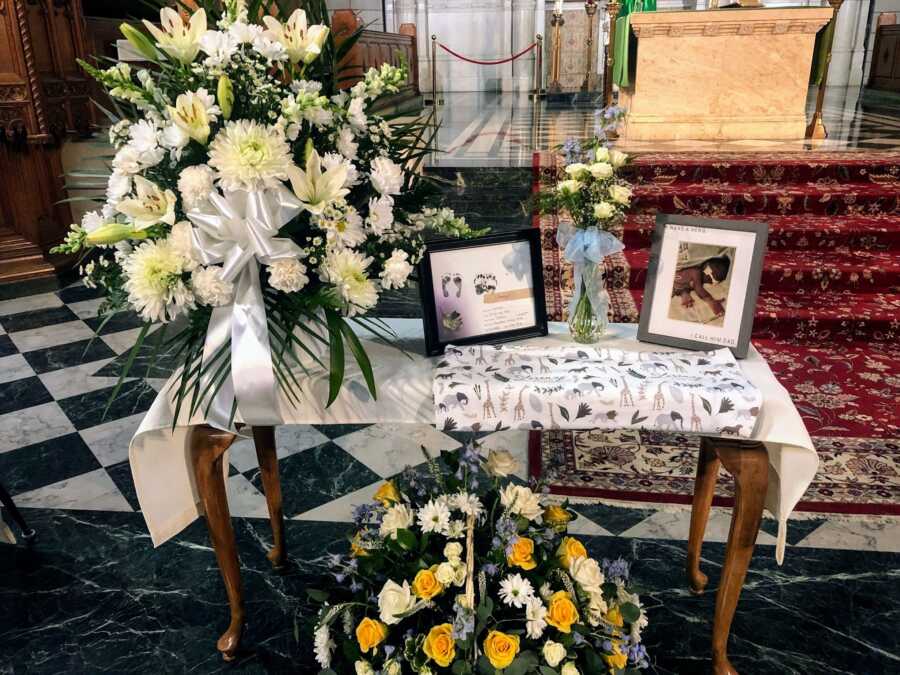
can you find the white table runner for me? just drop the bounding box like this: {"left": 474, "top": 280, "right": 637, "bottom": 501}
{"left": 434, "top": 343, "right": 763, "bottom": 437}
{"left": 129, "top": 321, "right": 818, "bottom": 563}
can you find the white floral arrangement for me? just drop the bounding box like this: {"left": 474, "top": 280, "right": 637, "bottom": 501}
{"left": 309, "top": 444, "right": 650, "bottom": 674}
{"left": 55, "top": 0, "right": 484, "bottom": 421}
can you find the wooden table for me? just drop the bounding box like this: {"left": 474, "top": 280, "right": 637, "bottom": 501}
{"left": 189, "top": 423, "right": 767, "bottom": 674}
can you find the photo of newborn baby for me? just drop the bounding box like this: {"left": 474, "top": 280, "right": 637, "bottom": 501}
{"left": 667, "top": 243, "right": 735, "bottom": 327}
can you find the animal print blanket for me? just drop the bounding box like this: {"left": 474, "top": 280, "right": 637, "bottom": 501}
{"left": 433, "top": 343, "right": 762, "bottom": 437}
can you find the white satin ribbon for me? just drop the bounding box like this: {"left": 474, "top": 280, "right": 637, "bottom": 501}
{"left": 556, "top": 220, "right": 624, "bottom": 315}
{"left": 187, "top": 187, "right": 305, "bottom": 429}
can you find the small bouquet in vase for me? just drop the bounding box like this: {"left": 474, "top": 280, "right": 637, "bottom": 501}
{"left": 533, "top": 141, "right": 633, "bottom": 344}
{"left": 53, "top": 0, "right": 484, "bottom": 425}
{"left": 309, "top": 444, "right": 650, "bottom": 674}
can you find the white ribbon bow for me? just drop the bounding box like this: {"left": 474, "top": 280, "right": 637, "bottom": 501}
{"left": 187, "top": 186, "right": 304, "bottom": 428}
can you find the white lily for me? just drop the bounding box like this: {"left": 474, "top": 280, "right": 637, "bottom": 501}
{"left": 116, "top": 176, "right": 177, "bottom": 230}
{"left": 168, "top": 89, "right": 218, "bottom": 145}
{"left": 262, "top": 10, "right": 329, "bottom": 65}
{"left": 288, "top": 149, "right": 349, "bottom": 214}
{"left": 144, "top": 8, "right": 207, "bottom": 65}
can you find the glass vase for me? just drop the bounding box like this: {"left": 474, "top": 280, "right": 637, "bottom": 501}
{"left": 568, "top": 265, "right": 609, "bottom": 343}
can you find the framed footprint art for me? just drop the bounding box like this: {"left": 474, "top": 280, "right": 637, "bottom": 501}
{"left": 418, "top": 229, "right": 548, "bottom": 355}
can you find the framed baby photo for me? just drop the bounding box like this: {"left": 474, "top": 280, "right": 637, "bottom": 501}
{"left": 418, "top": 229, "right": 548, "bottom": 356}
{"left": 637, "top": 214, "right": 768, "bottom": 359}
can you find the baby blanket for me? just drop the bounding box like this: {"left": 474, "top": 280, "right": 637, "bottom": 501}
{"left": 433, "top": 343, "right": 762, "bottom": 436}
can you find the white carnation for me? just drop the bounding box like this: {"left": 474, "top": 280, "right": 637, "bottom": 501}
{"left": 178, "top": 165, "right": 216, "bottom": 210}
{"left": 525, "top": 597, "right": 548, "bottom": 639}
{"left": 168, "top": 221, "right": 198, "bottom": 270}
{"left": 337, "top": 126, "right": 358, "bottom": 159}
{"left": 366, "top": 195, "right": 394, "bottom": 235}
{"left": 347, "top": 96, "right": 367, "bottom": 130}
{"left": 379, "top": 249, "right": 412, "bottom": 290}
{"left": 191, "top": 266, "right": 233, "bottom": 307}
{"left": 106, "top": 172, "right": 132, "bottom": 205}
{"left": 267, "top": 258, "right": 309, "bottom": 293}
{"left": 322, "top": 152, "right": 358, "bottom": 188}
{"left": 80, "top": 210, "right": 105, "bottom": 234}
{"left": 370, "top": 157, "right": 403, "bottom": 195}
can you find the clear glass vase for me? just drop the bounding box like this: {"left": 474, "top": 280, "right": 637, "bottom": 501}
{"left": 568, "top": 265, "right": 609, "bottom": 343}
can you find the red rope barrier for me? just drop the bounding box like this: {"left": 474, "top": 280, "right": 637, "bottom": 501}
{"left": 438, "top": 41, "right": 537, "bottom": 65}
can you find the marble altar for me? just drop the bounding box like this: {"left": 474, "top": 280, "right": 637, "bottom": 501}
{"left": 618, "top": 7, "right": 834, "bottom": 141}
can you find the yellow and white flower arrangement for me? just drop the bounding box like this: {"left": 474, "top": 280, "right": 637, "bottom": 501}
{"left": 309, "top": 443, "right": 651, "bottom": 674}
{"left": 54, "top": 0, "right": 486, "bottom": 421}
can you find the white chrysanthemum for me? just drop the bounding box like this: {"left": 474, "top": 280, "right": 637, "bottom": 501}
{"left": 525, "top": 597, "right": 548, "bottom": 639}
{"left": 207, "top": 120, "right": 294, "bottom": 191}
{"left": 499, "top": 573, "right": 534, "bottom": 609}
{"left": 178, "top": 165, "right": 216, "bottom": 210}
{"left": 267, "top": 258, "right": 309, "bottom": 293}
{"left": 366, "top": 195, "right": 394, "bottom": 235}
{"left": 417, "top": 498, "right": 451, "bottom": 535}
{"left": 322, "top": 152, "right": 358, "bottom": 188}
{"left": 449, "top": 491, "right": 484, "bottom": 519}
{"left": 380, "top": 503, "right": 414, "bottom": 540}
{"left": 107, "top": 172, "right": 132, "bottom": 205}
{"left": 499, "top": 484, "right": 544, "bottom": 521}
{"left": 122, "top": 238, "right": 195, "bottom": 323}
{"left": 370, "top": 156, "right": 403, "bottom": 195}
{"left": 313, "top": 624, "right": 335, "bottom": 669}
{"left": 192, "top": 265, "right": 233, "bottom": 306}
{"left": 337, "top": 126, "right": 358, "bottom": 159}
{"left": 379, "top": 249, "right": 412, "bottom": 290}
{"left": 319, "top": 249, "right": 378, "bottom": 316}
{"left": 317, "top": 207, "right": 365, "bottom": 249}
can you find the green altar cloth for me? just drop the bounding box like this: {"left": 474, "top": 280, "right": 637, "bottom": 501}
{"left": 612, "top": 0, "right": 655, "bottom": 88}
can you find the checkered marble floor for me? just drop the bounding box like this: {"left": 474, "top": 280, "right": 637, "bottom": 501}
{"left": 1, "top": 278, "right": 897, "bottom": 554}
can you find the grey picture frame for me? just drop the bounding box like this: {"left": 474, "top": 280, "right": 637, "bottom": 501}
{"left": 637, "top": 213, "right": 768, "bottom": 359}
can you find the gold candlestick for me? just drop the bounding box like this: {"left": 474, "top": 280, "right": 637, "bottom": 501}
{"left": 604, "top": 0, "right": 621, "bottom": 107}
{"left": 548, "top": 9, "right": 566, "bottom": 94}
{"left": 581, "top": 0, "right": 598, "bottom": 91}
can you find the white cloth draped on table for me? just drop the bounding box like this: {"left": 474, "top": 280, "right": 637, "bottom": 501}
{"left": 129, "top": 321, "right": 817, "bottom": 564}
{"left": 434, "top": 344, "right": 763, "bottom": 437}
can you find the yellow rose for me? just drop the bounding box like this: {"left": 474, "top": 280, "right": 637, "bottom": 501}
{"left": 603, "top": 644, "right": 628, "bottom": 670}
{"left": 557, "top": 536, "right": 587, "bottom": 569}
{"left": 412, "top": 566, "right": 445, "bottom": 600}
{"left": 546, "top": 591, "right": 580, "bottom": 633}
{"left": 423, "top": 623, "right": 456, "bottom": 667}
{"left": 605, "top": 606, "right": 624, "bottom": 628}
{"left": 507, "top": 537, "right": 537, "bottom": 571}
{"left": 483, "top": 630, "right": 520, "bottom": 669}
{"left": 373, "top": 480, "right": 402, "bottom": 506}
{"left": 543, "top": 505, "right": 574, "bottom": 532}
{"left": 355, "top": 617, "right": 388, "bottom": 654}
{"left": 350, "top": 531, "right": 370, "bottom": 557}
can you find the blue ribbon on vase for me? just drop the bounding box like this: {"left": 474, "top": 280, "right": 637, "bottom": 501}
{"left": 556, "top": 221, "right": 625, "bottom": 316}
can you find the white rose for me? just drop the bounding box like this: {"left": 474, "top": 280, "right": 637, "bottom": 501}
{"left": 564, "top": 163, "right": 590, "bottom": 178}
{"left": 444, "top": 542, "right": 463, "bottom": 562}
{"left": 589, "top": 162, "right": 613, "bottom": 179}
{"left": 609, "top": 184, "right": 632, "bottom": 205}
{"left": 569, "top": 556, "right": 605, "bottom": 595}
{"left": 354, "top": 661, "right": 374, "bottom": 675}
{"left": 593, "top": 201, "right": 615, "bottom": 220}
{"left": 556, "top": 179, "right": 582, "bottom": 195}
{"left": 435, "top": 562, "right": 456, "bottom": 586}
{"left": 485, "top": 448, "right": 518, "bottom": 478}
{"left": 380, "top": 503, "right": 414, "bottom": 540}
{"left": 594, "top": 146, "right": 610, "bottom": 162}
{"left": 610, "top": 149, "right": 628, "bottom": 167}
{"left": 561, "top": 662, "right": 580, "bottom": 675}
{"left": 499, "top": 484, "right": 543, "bottom": 521}
{"left": 452, "top": 562, "right": 467, "bottom": 587}
{"left": 383, "top": 660, "right": 402, "bottom": 675}
{"left": 543, "top": 640, "right": 567, "bottom": 668}
{"left": 377, "top": 579, "right": 416, "bottom": 625}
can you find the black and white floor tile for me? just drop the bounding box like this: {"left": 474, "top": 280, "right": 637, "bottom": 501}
{"left": 1, "top": 278, "right": 898, "bottom": 673}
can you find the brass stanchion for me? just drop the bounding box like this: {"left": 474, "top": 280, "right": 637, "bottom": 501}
{"left": 548, "top": 8, "right": 565, "bottom": 94}
{"left": 428, "top": 34, "right": 444, "bottom": 107}
{"left": 604, "top": 0, "right": 620, "bottom": 108}
{"left": 582, "top": 0, "right": 598, "bottom": 91}
{"left": 531, "top": 33, "right": 544, "bottom": 99}
{"left": 806, "top": 0, "right": 843, "bottom": 140}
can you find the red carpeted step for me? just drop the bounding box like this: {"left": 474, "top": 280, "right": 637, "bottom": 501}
{"left": 624, "top": 248, "right": 900, "bottom": 293}
{"left": 622, "top": 213, "right": 900, "bottom": 251}
{"left": 632, "top": 182, "right": 900, "bottom": 217}
{"left": 627, "top": 152, "right": 900, "bottom": 186}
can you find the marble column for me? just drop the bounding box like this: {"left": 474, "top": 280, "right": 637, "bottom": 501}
{"left": 512, "top": 0, "right": 538, "bottom": 91}
{"left": 828, "top": 0, "right": 870, "bottom": 86}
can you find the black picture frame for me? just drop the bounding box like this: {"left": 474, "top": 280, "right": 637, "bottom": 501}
{"left": 418, "top": 229, "right": 549, "bottom": 356}
{"left": 637, "top": 214, "right": 768, "bottom": 359}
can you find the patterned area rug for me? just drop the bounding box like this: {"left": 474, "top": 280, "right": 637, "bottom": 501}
{"left": 531, "top": 151, "right": 900, "bottom": 517}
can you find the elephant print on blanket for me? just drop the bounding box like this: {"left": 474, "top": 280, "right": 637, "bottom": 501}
{"left": 433, "top": 344, "right": 763, "bottom": 437}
